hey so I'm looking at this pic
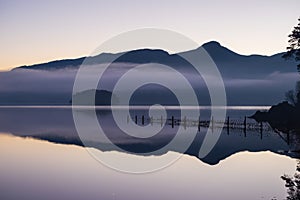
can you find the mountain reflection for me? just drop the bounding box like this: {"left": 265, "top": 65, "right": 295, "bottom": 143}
{"left": 0, "top": 107, "right": 298, "bottom": 165}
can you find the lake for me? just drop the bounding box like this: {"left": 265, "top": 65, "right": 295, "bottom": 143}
{"left": 0, "top": 106, "right": 298, "bottom": 200}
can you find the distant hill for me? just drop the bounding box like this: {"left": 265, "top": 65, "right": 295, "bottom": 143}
{"left": 71, "top": 89, "right": 118, "bottom": 105}
{"left": 13, "top": 41, "right": 297, "bottom": 79}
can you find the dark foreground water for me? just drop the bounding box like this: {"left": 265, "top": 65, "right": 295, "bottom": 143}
{"left": 0, "top": 106, "right": 298, "bottom": 200}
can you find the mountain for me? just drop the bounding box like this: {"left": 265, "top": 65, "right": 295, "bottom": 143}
{"left": 2, "top": 41, "right": 298, "bottom": 106}
{"left": 180, "top": 41, "right": 296, "bottom": 78}
{"left": 13, "top": 41, "right": 297, "bottom": 79}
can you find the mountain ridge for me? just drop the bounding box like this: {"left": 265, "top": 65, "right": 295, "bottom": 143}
{"left": 12, "top": 41, "right": 294, "bottom": 72}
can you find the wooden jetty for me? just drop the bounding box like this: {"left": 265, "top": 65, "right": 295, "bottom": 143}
{"left": 130, "top": 115, "right": 273, "bottom": 133}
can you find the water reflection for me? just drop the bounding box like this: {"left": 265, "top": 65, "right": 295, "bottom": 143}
{"left": 0, "top": 106, "right": 298, "bottom": 165}
{"left": 0, "top": 133, "right": 296, "bottom": 200}
{"left": 281, "top": 160, "right": 300, "bottom": 200}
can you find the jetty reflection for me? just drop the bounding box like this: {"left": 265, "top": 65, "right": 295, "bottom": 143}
{"left": 0, "top": 106, "right": 298, "bottom": 164}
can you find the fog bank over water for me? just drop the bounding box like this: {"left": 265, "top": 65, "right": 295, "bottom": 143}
{"left": 0, "top": 65, "right": 298, "bottom": 105}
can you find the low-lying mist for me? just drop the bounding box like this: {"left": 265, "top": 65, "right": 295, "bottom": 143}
{"left": 0, "top": 63, "right": 298, "bottom": 105}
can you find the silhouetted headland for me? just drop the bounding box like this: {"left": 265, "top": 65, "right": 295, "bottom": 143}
{"left": 250, "top": 101, "right": 300, "bottom": 133}
{"left": 70, "top": 89, "right": 117, "bottom": 105}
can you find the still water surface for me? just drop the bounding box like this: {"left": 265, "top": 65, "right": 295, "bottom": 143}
{"left": 0, "top": 106, "right": 298, "bottom": 200}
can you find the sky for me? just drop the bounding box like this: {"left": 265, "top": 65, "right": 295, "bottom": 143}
{"left": 0, "top": 0, "right": 299, "bottom": 71}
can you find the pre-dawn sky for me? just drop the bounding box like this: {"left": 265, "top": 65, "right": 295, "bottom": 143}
{"left": 0, "top": 0, "right": 299, "bottom": 71}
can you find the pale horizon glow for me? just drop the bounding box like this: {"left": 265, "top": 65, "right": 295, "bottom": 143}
{"left": 0, "top": 0, "right": 299, "bottom": 71}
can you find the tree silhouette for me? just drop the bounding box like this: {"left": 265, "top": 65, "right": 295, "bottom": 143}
{"left": 281, "top": 160, "right": 300, "bottom": 200}
{"left": 283, "top": 17, "right": 300, "bottom": 71}
{"left": 281, "top": 17, "right": 300, "bottom": 193}
{"left": 283, "top": 17, "right": 300, "bottom": 107}
{"left": 285, "top": 81, "right": 300, "bottom": 107}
